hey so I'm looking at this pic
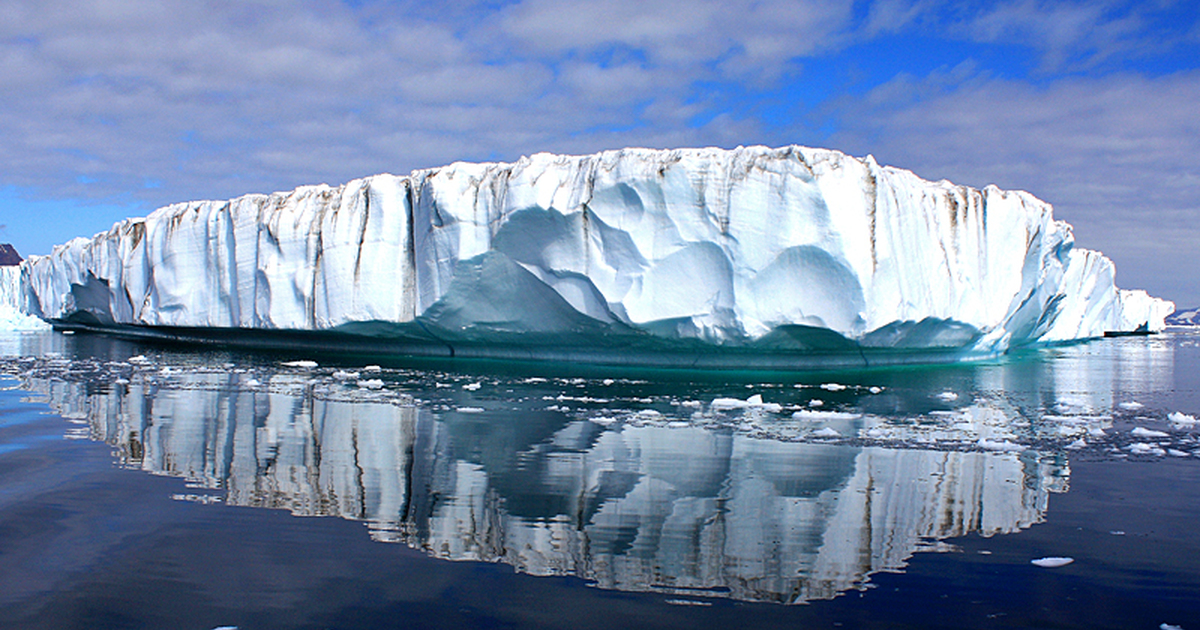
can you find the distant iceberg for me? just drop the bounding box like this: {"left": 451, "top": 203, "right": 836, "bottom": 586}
{"left": 4, "top": 145, "right": 1174, "bottom": 366}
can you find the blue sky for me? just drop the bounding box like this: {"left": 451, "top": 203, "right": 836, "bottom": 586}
{"left": 1, "top": 0, "right": 1197, "bottom": 305}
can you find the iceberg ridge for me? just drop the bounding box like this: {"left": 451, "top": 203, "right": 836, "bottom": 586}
{"left": 7, "top": 145, "right": 1173, "bottom": 362}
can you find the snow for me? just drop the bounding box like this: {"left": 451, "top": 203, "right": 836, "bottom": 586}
{"left": 3, "top": 146, "right": 1173, "bottom": 358}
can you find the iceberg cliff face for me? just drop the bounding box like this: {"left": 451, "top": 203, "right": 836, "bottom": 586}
{"left": 0, "top": 266, "right": 49, "bottom": 331}
{"left": 12, "top": 146, "right": 1173, "bottom": 359}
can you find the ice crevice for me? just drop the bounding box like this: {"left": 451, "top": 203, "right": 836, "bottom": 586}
{"left": 1, "top": 145, "right": 1174, "bottom": 363}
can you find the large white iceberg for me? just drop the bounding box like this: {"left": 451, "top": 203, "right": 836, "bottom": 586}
{"left": 6, "top": 145, "right": 1173, "bottom": 365}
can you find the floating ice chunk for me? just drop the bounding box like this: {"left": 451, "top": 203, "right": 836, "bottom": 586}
{"left": 1118, "top": 401, "right": 1144, "bottom": 410}
{"left": 1159, "top": 624, "right": 1183, "bottom": 630}
{"left": 456, "top": 406, "right": 484, "bottom": 413}
{"left": 678, "top": 400, "right": 702, "bottom": 408}
{"left": 820, "top": 383, "right": 847, "bottom": 391}
{"left": 356, "top": 379, "right": 385, "bottom": 389}
{"left": 1168, "top": 411, "right": 1197, "bottom": 427}
{"left": 811, "top": 427, "right": 841, "bottom": 438}
{"left": 127, "top": 355, "right": 151, "bottom": 364}
{"left": 868, "top": 386, "right": 883, "bottom": 394}
{"left": 332, "top": 370, "right": 360, "bottom": 380}
{"left": 244, "top": 378, "right": 261, "bottom": 387}
{"left": 1131, "top": 427, "right": 1169, "bottom": 438}
{"left": 362, "top": 365, "right": 382, "bottom": 372}
{"left": 601, "top": 378, "right": 615, "bottom": 386}
{"left": 1128, "top": 442, "right": 1165, "bottom": 456}
{"left": 281, "top": 360, "right": 318, "bottom": 368}
{"left": 977, "top": 438, "right": 1022, "bottom": 452}
{"left": 711, "top": 394, "right": 780, "bottom": 412}
{"left": 937, "top": 391, "right": 958, "bottom": 402}
{"left": 809, "top": 399, "right": 825, "bottom": 407}
{"left": 711, "top": 397, "right": 749, "bottom": 410}
{"left": 1066, "top": 438, "right": 1088, "bottom": 449}
{"left": 791, "top": 409, "right": 862, "bottom": 421}
{"left": 1031, "top": 557, "right": 1074, "bottom": 568}
{"left": 1168, "top": 449, "right": 1191, "bottom": 457}
{"left": 636, "top": 409, "right": 663, "bottom": 418}
{"left": 591, "top": 416, "right": 617, "bottom": 426}
{"left": 463, "top": 382, "right": 482, "bottom": 391}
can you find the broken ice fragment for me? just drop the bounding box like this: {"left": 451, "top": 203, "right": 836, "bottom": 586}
{"left": 1031, "top": 557, "right": 1074, "bottom": 568}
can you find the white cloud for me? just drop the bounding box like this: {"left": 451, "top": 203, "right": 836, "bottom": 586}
{"left": 3, "top": 0, "right": 833, "bottom": 212}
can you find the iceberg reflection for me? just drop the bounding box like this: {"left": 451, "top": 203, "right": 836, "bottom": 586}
{"left": 20, "top": 369, "right": 1069, "bottom": 604}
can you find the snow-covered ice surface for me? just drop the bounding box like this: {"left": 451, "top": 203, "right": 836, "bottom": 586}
{"left": 5, "top": 146, "right": 1173, "bottom": 365}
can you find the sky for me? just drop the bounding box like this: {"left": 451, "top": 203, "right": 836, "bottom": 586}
{"left": 0, "top": 0, "right": 1197, "bottom": 306}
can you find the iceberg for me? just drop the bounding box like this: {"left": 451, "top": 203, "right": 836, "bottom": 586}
{"left": 5, "top": 145, "right": 1173, "bottom": 366}
{"left": 0, "top": 266, "right": 50, "bottom": 331}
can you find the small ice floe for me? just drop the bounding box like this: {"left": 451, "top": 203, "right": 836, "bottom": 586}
{"left": 591, "top": 416, "right": 617, "bottom": 426}
{"left": 601, "top": 378, "right": 615, "bottom": 386}
{"left": 1131, "top": 427, "right": 1170, "bottom": 439}
{"left": 127, "top": 355, "right": 151, "bottom": 364}
{"left": 244, "top": 378, "right": 261, "bottom": 388}
{"left": 1128, "top": 442, "right": 1166, "bottom": 456}
{"left": 456, "top": 406, "right": 484, "bottom": 413}
{"left": 332, "top": 370, "right": 360, "bottom": 380}
{"left": 636, "top": 409, "right": 663, "bottom": 418}
{"left": 1168, "top": 411, "right": 1198, "bottom": 427}
{"left": 820, "top": 383, "right": 847, "bottom": 391}
{"left": 1066, "top": 438, "right": 1088, "bottom": 450}
{"left": 1160, "top": 624, "right": 1183, "bottom": 630}
{"left": 811, "top": 427, "right": 842, "bottom": 438}
{"left": 281, "top": 360, "right": 318, "bottom": 368}
{"left": 1118, "top": 401, "right": 1145, "bottom": 410}
{"left": 362, "top": 365, "right": 382, "bottom": 372}
{"left": 1031, "top": 557, "right": 1074, "bottom": 568}
{"left": 808, "top": 399, "right": 825, "bottom": 407}
{"left": 936, "top": 391, "right": 958, "bottom": 402}
{"left": 678, "top": 400, "right": 703, "bottom": 408}
{"left": 868, "top": 386, "right": 884, "bottom": 394}
{"left": 711, "top": 394, "right": 781, "bottom": 412}
{"left": 1168, "top": 449, "right": 1191, "bottom": 457}
{"left": 664, "top": 599, "right": 712, "bottom": 607}
{"left": 977, "top": 438, "right": 1023, "bottom": 452}
{"left": 356, "top": 379, "right": 385, "bottom": 389}
{"left": 463, "top": 382, "right": 482, "bottom": 391}
{"left": 791, "top": 409, "right": 862, "bottom": 421}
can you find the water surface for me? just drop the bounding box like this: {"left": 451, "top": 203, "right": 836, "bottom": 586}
{"left": 1, "top": 330, "right": 1198, "bottom": 629}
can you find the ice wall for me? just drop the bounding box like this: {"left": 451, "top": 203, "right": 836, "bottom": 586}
{"left": 13, "top": 146, "right": 1173, "bottom": 354}
{"left": 0, "top": 266, "right": 49, "bottom": 332}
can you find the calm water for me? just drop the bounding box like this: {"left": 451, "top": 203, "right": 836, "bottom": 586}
{"left": 1, "top": 329, "right": 1198, "bottom": 630}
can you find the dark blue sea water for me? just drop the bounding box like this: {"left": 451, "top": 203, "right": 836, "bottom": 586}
{"left": 1, "top": 329, "right": 1198, "bottom": 630}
